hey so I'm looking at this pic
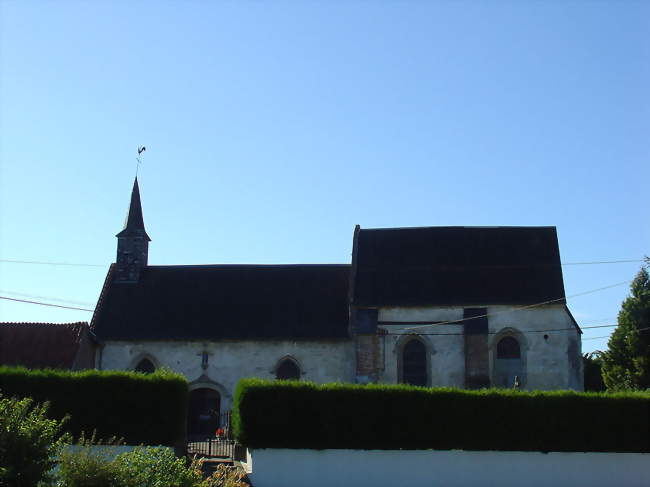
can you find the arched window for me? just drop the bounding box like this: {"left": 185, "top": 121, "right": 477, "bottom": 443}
{"left": 402, "top": 339, "right": 427, "bottom": 386}
{"left": 495, "top": 336, "right": 523, "bottom": 387}
{"left": 276, "top": 358, "right": 300, "bottom": 380}
{"left": 134, "top": 358, "right": 155, "bottom": 374}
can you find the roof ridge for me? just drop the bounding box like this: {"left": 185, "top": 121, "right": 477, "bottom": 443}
{"left": 146, "top": 263, "right": 351, "bottom": 268}
{"left": 359, "top": 225, "right": 557, "bottom": 231}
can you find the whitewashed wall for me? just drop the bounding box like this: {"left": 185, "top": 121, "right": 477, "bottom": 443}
{"left": 378, "top": 306, "right": 465, "bottom": 387}
{"left": 99, "top": 304, "right": 582, "bottom": 399}
{"left": 377, "top": 304, "right": 582, "bottom": 390}
{"left": 100, "top": 339, "right": 355, "bottom": 409}
{"left": 247, "top": 449, "right": 648, "bottom": 487}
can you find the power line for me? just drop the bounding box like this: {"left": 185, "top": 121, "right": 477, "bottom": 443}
{"left": 577, "top": 324, "right": 617, "bottom": 330}
{"left": 0, "top": 291, "right": 621, "bottom": 336}
{"left": 0, "top": 258, "right": 645, "bottom": 268}
{"left": 561, "top": 259, "right": 645, "bottom": 266}
{"left": 0, "top": 284, "right": 622, "bottom": 335}
{"left": 580, "top": 317, "right": 617, "bottom": 325}
{"left": 386, "top": 323, "right": 618, "bottom": 337}
{"left": 0, "top": 277, "right": 634, "bottom": 326}
{"left": 0, "top": 296, "right": 94, "bottom": 312}
{"left": 404, "top": 280, "right": 632, "bottom": 331}
{"left": 0, "top": 259, "right": 105, "bottom": 268}
{"left": 582, "top": 326, "right": 650, "bottom": 341}
{"left": 0, "top": 290, "right": 95, "bottom": 307}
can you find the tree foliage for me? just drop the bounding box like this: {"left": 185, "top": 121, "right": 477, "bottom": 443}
{"left": 602, "top": 267, "right": 650, "bottom": 390}
{"left": 0, "top": 394, "right": 69, "bottom": 487}
{"left": 583, "top": 352, "right": 605, "bottom": 391}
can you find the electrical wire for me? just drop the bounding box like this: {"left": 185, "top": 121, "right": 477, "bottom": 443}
{"left": 561, "top": 259, "right": 644, "bottom": 266}
{"left": 0, "top": 290, "right": 95, "bottom": 307}
{"left": 403, "top": 280, "right": 632, "bottom": 331}
{"left": 0, "top": 259, "right": 105, "bottom": 268}
{"left": 582, "top": 326, "right": 650, "bottom": 341}
{"left": 0, "top": 276, "right": 636, "bottom": 327}
{"left": 385, "top": 323, "right": 619, "bottom": 337}
{"left": 574, "top": 323, "right": 617, "bottom": 330}
{"left": 0, "top": 296, "right": 94, "bottom": 312}
{"left": 0, "top": 258, "right": 645, "bottom": 268}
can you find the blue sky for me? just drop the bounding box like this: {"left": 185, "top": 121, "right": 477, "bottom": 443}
{"left": 0, "top": 1, "right": 648, "bottom": 353}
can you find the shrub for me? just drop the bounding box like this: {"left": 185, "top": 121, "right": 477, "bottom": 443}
{"left": 233, "top": 379, "right": 650, "bottom": 453}
{"left": 57, "top": 433, "right": 124, "bottom": 487}
{"left": 115, "top": 447, "right": 203, "bottom": 487}
{"left": 0, "top": 394, "right": 69, "bottom": 487}
{"left": 57, "top": 444, "right": 249, "bottom": 487}
{"left": 58, "top": 444, "right": 202, "bottom": 487}
{"left": 203, "top": 464, "right": 249, "bottom": 487}
{"left": 0, "top": 366, "right": 187, "bottom": 445}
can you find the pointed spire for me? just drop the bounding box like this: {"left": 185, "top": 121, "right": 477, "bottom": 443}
{"left": 116, "top": 177, "right": 151, "bottom": 241}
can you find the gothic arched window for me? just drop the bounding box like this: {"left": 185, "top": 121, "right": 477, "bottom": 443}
{"left": 495, "top": 336, "right": 523, "bottom": 387}
{"left": 402, "top": 339, "right": 427, "bottom": 386}
{"left": 135, "top": 358, "right": 156, "bottom": 374}
{"left": 276, "top": 358, "right": 300, "bottom": 380}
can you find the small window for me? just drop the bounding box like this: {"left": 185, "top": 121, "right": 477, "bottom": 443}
{"left": 276, "top": 358, "right": 300, "bottom": 380}
{"left": 135, "top": 358, "right": 155, "bottom": 374}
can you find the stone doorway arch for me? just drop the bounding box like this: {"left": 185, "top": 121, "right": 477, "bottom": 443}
{"left": 187, "top": 387, "right": 221, "bottom": 440}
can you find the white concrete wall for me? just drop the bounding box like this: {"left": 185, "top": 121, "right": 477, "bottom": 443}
{"left": 100, "top": 339, "right": 355, "bottom": 409}
{"left": 248, "top": 449, "right": 649, "bottom": 487}
{"left": 377, "top": 304, "right": 582, "bottom": 390}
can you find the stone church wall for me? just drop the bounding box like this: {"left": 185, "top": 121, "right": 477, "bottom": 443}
{"left": 377, "top": 304, "right": 583, "bottom": 390}
{"left": 100, "top": 339, "right": 355, "bottom": 410}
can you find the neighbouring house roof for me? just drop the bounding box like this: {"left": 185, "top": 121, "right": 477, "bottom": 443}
{"left": 351, "top": 226, "right": 566, "bottom": 307}
{"left": 0, "top": 322, "right": 92, "bottom": 369}
{"left": 92, "top": 264, "right": 351, "bottom": 341}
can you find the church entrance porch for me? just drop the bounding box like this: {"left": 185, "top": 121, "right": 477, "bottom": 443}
{"left": 186, "top": 403, "right": 245, "bottom": 461}
{"left": 187, "top": 388, "right": 244, "bottom": 460}
{"left": 188, "top": 388, "right": 222, "bottom": 440}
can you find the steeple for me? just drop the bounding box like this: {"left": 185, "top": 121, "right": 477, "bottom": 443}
{"left": 116, "top": 177, "right": 150, "bottom": 240}
{"left": 115, "top": 177, "right": 150, "bottom": 282}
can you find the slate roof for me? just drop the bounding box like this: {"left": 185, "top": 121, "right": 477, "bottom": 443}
{"left": 92, "top": 264, "right": 351, "bottom": 341}
{"left": 0, "top": 322, "right": 91, "bottom": 369}
{"left": 352, "top": 226, "right": 566, "bottom": 307}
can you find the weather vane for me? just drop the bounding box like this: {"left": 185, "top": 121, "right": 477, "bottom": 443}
{"left": 136, "top": 146, "right": 146, "bottom": 177}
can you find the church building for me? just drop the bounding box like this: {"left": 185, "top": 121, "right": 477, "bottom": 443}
{"left": 91, "top": 178, "right": 583, "bottom": 437}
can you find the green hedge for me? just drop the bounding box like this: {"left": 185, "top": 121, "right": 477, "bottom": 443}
{"left": 233, "top": 379, "right": 650, "bottom": 452}
{"left": 0, "top": 367, "right": 187, "bottom": 446}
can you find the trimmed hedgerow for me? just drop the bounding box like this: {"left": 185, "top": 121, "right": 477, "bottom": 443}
{"left": 233, "top": 379, "right": 650, "bottom": 452}
{"left": 0, "top": 366, "right": 187, "bottom": 446}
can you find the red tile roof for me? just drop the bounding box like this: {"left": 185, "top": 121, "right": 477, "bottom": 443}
{"left": 0, "top": 322, "right": 91, "bottom": 369}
